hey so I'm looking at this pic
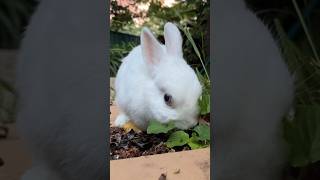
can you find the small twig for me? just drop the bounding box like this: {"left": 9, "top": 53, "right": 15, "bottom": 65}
{"left": 0, "top": 157, "right": 4, "bottom": 167}
{"left": 158, "top": 173, "right": 167, "bottom": 180}
{"left": 292, "top": 0, "right": 320, "bottom": 62}
{"left": 255, "top": 9, "right": 296, "bottom": 17}
{"left": 0, "top": 125, "right": 9, "bottom": 139}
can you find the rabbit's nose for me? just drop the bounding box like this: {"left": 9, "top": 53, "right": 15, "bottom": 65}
{"left": 167, "top": 110, "right": 178, "bottom": 120}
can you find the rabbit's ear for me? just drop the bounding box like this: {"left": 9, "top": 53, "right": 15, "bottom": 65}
{"left": 141, "top": 27, "right": 164, "bottom": 65}
{"left": 164, "top": 22, "right": 183, "bottom": 57}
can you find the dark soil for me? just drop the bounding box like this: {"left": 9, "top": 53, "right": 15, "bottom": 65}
{"left": 110, "top": 114, "right": 210, "bottom": 160}
{"left": 110, "top": 127, "right": 191, "bottom": 160}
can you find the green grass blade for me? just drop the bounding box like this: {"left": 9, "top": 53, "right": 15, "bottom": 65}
{"left": 292, "top": 0, "right": 320, "bottom": 62}
{"left": 177, "top": 24, "right": 210, "bottom": 80}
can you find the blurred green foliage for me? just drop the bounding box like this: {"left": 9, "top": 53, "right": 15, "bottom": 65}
{"left": 276, "top": 17, "right": 320, "bottom": 170}
{"left": 110, "top": 0, "right": 209, "bottom": 75}
{"left": 110, "top": 0, "right": 135, "bottom": 32}
{"left": 0, "top": 78, "right": 16, "bottom": 125}
{"left": 272, "top": 0, "right": 320, "bottom": 179}
{"left": 0, "top": 0, "right": 35, "bottom": 127}
{"left": 0, "top": 0, "right": 37, "bottom": 49}
{"left": 110, "top": 42, "right": 137, "bottom": 77}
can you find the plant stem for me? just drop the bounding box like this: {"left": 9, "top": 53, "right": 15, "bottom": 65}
{"left": 292, "top": 0, "right": 320, "bottom": 62}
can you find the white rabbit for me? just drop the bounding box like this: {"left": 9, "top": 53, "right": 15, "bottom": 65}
{"left": 114, "top": 22, "right": 202, "bottom": 130}
{"left": 213, "top": 0, "right": 294, "bottom": 180}
{"left": 15, "top": 0, "right": 107, "bottom": 180}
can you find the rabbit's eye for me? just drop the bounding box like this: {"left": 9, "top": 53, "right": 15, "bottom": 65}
{"left": 164, "top": 93, "right": 173, "bottom": 106}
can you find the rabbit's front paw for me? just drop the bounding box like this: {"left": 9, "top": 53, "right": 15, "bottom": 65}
{"left": 114, "top": 114, "right": 129, "bottom": 127}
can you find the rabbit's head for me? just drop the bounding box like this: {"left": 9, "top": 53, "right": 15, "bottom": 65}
{"left": 141, "top": 22, "right": 202, "bottom": 129}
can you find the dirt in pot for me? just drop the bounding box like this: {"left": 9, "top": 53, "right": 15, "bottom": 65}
{"left": 110, "top": 113, "right": 210, "bottom": 160}
{"left": 110, "top": 127, "right": 192, "bottom": 160}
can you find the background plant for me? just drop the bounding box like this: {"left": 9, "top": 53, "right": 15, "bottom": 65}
{"left": 0, "top": 0, "right": 37, "bottom": 49}
{"left": 276, "top": 23, "right": 320, "bottom": 179}
{"left": 0, "top": 0, "right": 36, "bottom": 137}
{"left": 110, "top": 0, "right": 210, "bottom": 76}
{"left": 0, "top": 78, "right": 16, "bottom": 138}
{"left": 266, "top": 0, "right": 320, "bottom": 179}
{"left": 110, "top": 42, "right": 138, "bottom": 77}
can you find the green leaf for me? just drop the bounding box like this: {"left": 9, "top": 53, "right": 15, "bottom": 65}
{"left": 193, "top": 124, "right": 210, "bottom": 141}
{"left": 195, "top": 69, "right": 210, "bottom": 115}
{"left": 283, "top": 105, "right": 320, "bottom": 167}
{"left": 187, "top": 133, "right": 209, "bottom": 150}
{"left": 198, "top": 93, "right": 210, "bottom": 115}
{"left": 165, "top": 131, "right": 189, "bottom": 148}
{"left": 147, "top": 120, "right": 176, "bottom": 134}
{"left": 188, "top": 134, "right": 202, "bottom": 150}
{"left": 178, "top": 25, "right": 209, "bottom": 80}
{"left": 0, "top": 78, "right": 15, "bottom": 94}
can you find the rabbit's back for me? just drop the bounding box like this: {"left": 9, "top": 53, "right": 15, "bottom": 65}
{"left": 213, "top": 1, "right": 294, "bottom": 180}
{"left": 115, "top": 46, "right": 158, "bottom": 128}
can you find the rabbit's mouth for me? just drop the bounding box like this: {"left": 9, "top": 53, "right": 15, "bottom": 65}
{"left": 174, "top": 119, "right": 198, "bottom": 130}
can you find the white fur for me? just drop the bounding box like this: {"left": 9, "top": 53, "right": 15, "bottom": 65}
{"left": 21, "top": 161, "right": 61, "bottom": 180}
{"left": 114, "top": 113, "right": 129, "bottom": 127}
{"left": 213, "top": 0, "right": 294, "bottom": 180}
{"left": 115, "top": 23, "right": 202, "bottom": 130}
{"left": 16, "top": 0, "right": 107, "bottom": 179}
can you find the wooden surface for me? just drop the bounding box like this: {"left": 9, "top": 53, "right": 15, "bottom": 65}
{"left": 0, "top": 124, "right": 32, "bottom": 180}
{"left": 110, "top": 148, "right": 210, "bottom": 180}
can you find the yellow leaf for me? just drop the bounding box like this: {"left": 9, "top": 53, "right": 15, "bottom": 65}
{"left": 123, "top": 121, "right": 141, "bottom": 133}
